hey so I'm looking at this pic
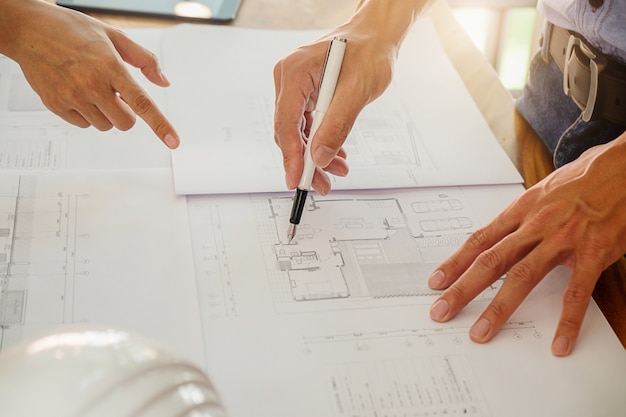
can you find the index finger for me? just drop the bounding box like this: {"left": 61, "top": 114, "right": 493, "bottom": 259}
{"left": 118, "top": 79, "right": 180, "bottom": 149}
{"left": 429, "top": 192, "right": 533, "bottom": 290}
{"left": 273, "top": 58, "right": 316, "bottom": 189}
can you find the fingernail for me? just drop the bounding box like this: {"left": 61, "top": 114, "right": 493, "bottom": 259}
{"left": 552, "top": 336, "right": 570, "bottom": 356}
{"left": 318, "top": 185, "right": 330, "bottom": 196}
{"left": 312, "top": 145, "right": 336, "bottom": 168}
{"left": 159, "top": 70, "right": 170, "bottom": 85}
{"left": 470, "top": 318, "right": 491, "bottom": 341}
{"left": 428, "top": 269, "right": 446, "bottom": 289}
{"left": 285, "top": 175, "right": 296, "bottom": 190}
{"left": 430, "top": 299, "right": 449, "bottom": 321}
{"left": 164, "top": 133, "right": 179, "bottom": 149}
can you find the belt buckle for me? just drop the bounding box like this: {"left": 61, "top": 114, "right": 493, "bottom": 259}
{"left": 562, "top": 34, "right": 607, "bottom": 122}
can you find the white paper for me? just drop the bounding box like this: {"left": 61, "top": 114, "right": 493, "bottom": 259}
{"left": 164, "top": 19, "right": 523, "bottom": 195}
{"left": 0, "top": 170, "right": 206, "bottom": 369}
{"left": 1, "top": 21, "right": 624, "bottom": 417}
{"left": 186, "top": 184, "right": 626, "bottom": 417}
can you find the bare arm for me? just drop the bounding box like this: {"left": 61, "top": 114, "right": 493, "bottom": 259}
{"left": 0, "top": 0, "right": 180, "bottom": 148}
{"left": 273, "top": 0, "right": 434, "bottom": 194}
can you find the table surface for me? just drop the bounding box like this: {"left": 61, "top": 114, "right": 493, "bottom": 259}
{"left": 44, "top": 0, "right": 625, "bottom": 347}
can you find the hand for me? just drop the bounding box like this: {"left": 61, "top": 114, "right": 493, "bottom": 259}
{"left": 273, "top": 1, "right": 427, "bottom": 194}
{"left": 2, "top": 0, "right": 179, "bottom": 149}
{"left": 428, "top": 132, "right": 626, "bottom": 356}
{"left": 273, "top": 32, "right": 391, "bottom": 194}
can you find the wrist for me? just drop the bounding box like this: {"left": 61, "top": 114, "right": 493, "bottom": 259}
{"left": 0, "top": 0, "right": 47, "bottom": 60}
{"left": 349, "top": 0, "right": 434, "bottom": 50}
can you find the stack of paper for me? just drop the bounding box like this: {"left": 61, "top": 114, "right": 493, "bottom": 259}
{"left": 0, "top": 18, "right": 623, "bottom": 417}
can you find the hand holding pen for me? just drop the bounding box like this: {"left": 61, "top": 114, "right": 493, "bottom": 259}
{"left": 273, "top": 13, "right": 402, "bottom": 196}
{"left": 286, "top": 37, "right": 347, "bottom": 242}
{"left": 273, "top": 2, "right": 411, "bottom": 240}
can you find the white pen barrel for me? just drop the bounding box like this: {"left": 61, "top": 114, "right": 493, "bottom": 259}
{"left": 299, "top": 111, "right": 325, "bottom": 190}
{"left": 297, "top": 37, "right": 347, "bottom": 191}
{"left": 315, "top": 38, "right": 347, "bottom": 112}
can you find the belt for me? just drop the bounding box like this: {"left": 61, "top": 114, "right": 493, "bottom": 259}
{"left": 540, "top": 22, "right": 626, "bottom": 127}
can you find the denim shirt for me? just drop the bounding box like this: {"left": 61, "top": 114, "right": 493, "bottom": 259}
{"left": 538, "top": 0, "right": 626, "bottom": 64}
{"left": 516, "top": 0, "right": 626, "bottom": 167}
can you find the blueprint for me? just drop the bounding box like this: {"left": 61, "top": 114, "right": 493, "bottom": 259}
{"left": 0, "top": 170, "right": 206, "bottom": 369}
{"left": 0, "top": 20, "right": 624, "bottom": 417}
{"left": 186, "top": 184, "right": 626, "bottom": 417}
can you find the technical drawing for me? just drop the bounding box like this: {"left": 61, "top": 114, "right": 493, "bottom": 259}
{"left": 342, "top": 95, "right": 424, "bottom": 169}
{"left": 0, "top": 176, "right": 89, "bottom": 351}
{"left": 411, "top": 198, "right": 463, "bottom": 213}
{"left": 303, "top": 319, "right": 543, "bottom": 352}
{"left": 188, "top": 190, "right": 507, "bottom": 317}
{"left": 327, "top": 356, "right": 490, "bottom": 416}
{"left": 0, "top": 135, "right": 67, "bottom": 170}
{"left": 186, "top": 197, "right": 238, "bottom": 319}
{"left": 0, "top": 59, "right": 66, "bottom": 170}
{"left": 258, "top": 193, "right": 480, "bottom": 306}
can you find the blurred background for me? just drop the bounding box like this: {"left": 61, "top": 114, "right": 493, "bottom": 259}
{"left": 449, "top": 0, "right": 541, "bottom": 96}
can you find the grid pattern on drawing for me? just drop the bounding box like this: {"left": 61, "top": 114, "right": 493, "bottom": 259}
{"left": 252, "top": 197, "right": 292, "bottom": 304}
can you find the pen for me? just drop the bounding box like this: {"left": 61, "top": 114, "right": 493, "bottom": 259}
{"left": 287, "top": 36, "right": 347, "bottom": 243}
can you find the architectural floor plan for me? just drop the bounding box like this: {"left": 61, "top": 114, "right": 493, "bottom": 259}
{"left": 185, "top": 184, "right": 626, "bottom": 417}
{"left": 1, "top": 20, "right": 625, "bottom": 417}
{"left": 266, "top": 194, "right": 474, "bottom": 303}
{"left": 188, "top": 186, "right": 516, "bottom": 317}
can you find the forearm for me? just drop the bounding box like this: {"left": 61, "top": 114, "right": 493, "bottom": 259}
{"left": 347, "top": 0, "right": 435, "bottom": 57}
{"left": 0, "top": 0, "right": 44, "bottom": 60}
{"left": 0, "top": 0, "right": 105, "bottom": 77}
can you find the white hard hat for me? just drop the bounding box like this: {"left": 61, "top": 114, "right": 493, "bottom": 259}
{"left": 0, "top": 325, "right": 226, "bottom": 417}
